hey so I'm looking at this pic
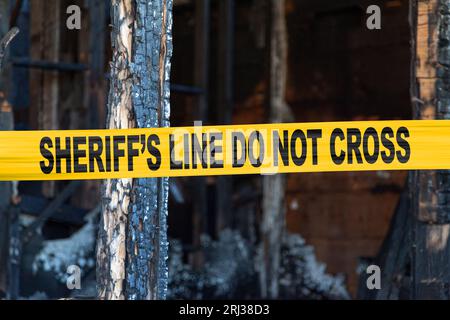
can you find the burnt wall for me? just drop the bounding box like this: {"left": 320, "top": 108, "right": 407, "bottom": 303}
{"left": 170, "top": 0, "right": 411, "bottom": 296}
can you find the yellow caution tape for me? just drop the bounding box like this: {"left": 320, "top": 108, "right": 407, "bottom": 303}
{"left": 0, "top": 120, "right": 449, "bottom": 181}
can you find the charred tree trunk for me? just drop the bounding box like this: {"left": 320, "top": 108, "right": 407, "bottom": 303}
{"left": 260, "top": 0, "right": 290, "bottom": 299}
{"left": 410, "top": 0, "right": 450, "bottom": 299}
{"left": 97, "top": 0, "right": 173, "bottom": 300}
{"left": 29, "top": 0, "right": 61, "bottom": 198}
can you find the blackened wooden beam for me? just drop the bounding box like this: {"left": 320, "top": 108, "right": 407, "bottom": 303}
{"left": 170, "top": 83, "right": 204, "bottom": 95}
{"left": 260, "top": 0, "right": 289, "bottom": 299}
{"left": 357, "top": 188, "right": 411, "bottom": 299}
{"left": 0, "top": 22, "right": 19, "bottom": 297}
{"left": 194, "top": 0, "right": 209, "bottom": 120}
{"left": 410, "top": 0, "right": 450, "bottom": 299}
{"left": 216, "top": 0, "right": 234, "bottom": 234}
{"left": 11, "top": 58, "right": 88, "bottom": 72}
{"left": 19, "top": 195, "right": 88, "bottom": 226}
{"left": 22, "top": 181, "right": 82, "bottom": 243}
{"left": 191, "top": 0, "right": 210, "bottom": 269}
{"left": 0, "top": 28, "right": 19, "bottom": 70}
{"left": 6, "top": 205, "right": 20, "bottom": 299}
{"left": 79, "top": 0, "right": 106, "bottom": 130}
{"left": 0, "top": 98, "right": 13, "bottom": 296}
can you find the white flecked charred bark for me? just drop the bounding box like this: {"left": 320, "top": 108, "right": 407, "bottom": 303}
{"left": 96, "top": 0, "right": 134, "bottom": 300}
{"left": 97, "top": 0, "right": 172, "bottom": 300}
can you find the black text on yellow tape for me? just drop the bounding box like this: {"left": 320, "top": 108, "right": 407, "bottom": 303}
{"left": 0, "top": 120, "right": 447, "bottom": 181}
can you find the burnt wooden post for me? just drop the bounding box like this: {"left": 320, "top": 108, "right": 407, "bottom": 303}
{"left": 29, "top": 0, "right": 61, "bottom": 198}
{"left": 97, "top": 0, "right": 173, "bottom": 300}
{"left": 191, "top": 0, "right": 210, "bottom": 269}
{"left": 411, "top": 0, "right": 450, "bottom": 299}
{"left": 0, "top": 98, "right": 12, "bottom": 295}
{"left": 216, "top": 0, "right": 234, "bottom": 234}
{"left": 260, "top": 0, "right": 291, "bottom": 299}
{"left": 0, "top": 24, "right": 19, "bottom": 297}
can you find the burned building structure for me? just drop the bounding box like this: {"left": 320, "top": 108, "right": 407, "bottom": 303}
{"left": 0, "top": 0, "right": 446, "bottom": 300}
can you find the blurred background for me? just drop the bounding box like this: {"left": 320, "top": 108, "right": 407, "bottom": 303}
{"left": 0, "top": 0, "right": 411, "bottom": 300}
